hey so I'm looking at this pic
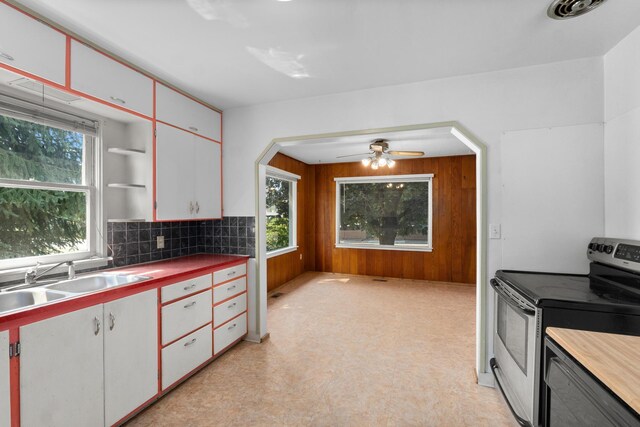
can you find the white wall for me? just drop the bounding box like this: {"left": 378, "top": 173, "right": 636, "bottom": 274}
{"left": 604, "top": 25, "right": 640, "bottom": 238}
{"left": 223, "top": 57, "right": 605, "bottom": 373}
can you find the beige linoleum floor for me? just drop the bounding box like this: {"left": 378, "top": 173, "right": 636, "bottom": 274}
{"left": 127, "top": 272, "right": 513, "bottom": 427}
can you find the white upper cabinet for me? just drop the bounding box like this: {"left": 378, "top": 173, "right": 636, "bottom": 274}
{"left": 70, "top": 40, "right": 153, "bottom": 118}
{"left": 156, "top": 83, "right": 221, "bottom": 142}
{"left": 156, "top": 123, "right": 221, "bottom": 220}
{"left": 0, "top": 2, "right": 66, "bottom": 85}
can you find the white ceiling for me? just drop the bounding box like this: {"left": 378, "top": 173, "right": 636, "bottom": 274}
{"left": 15, "top": 0, "right": 640, "bottom": 110}
{"left": 277, "top": 127, "right": 473, "bottom": 164}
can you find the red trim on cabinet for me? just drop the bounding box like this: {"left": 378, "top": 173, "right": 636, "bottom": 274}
{"left": 213, "top": 291, "right": 247, "bottom": 308}
{"left": 160, "top": 286, "right": 211, "bottom": 307}
{"left": 155, "top": 119, "right": 221, "bottom": 144}
{"left": 213, "top": 310, "right": 247, "bottom": 330}
{"left": 9, "top": 328, "right": 19, "bottom": 427}
{"left": 161, "top": 321, "right": 213, "bottom": 349}
{"left": 152, "top": 81, "right": 157, "bottom": 222}
{"left": 156, "top": 288, "right": 162, "bottom": 395}
{"left": 0, "top": 0, "right": 67, "bottom": 35}
{"left": 220, "top": 136, "right": 224, "bottom": 217}
{"left": 214, "top": 274, "right": 247, "bottom": 288}
{"left": 64, "top": 36, "right": 71, "bottom": 88}
{"left": 157, "top": 81, "right": 221, "bottom": 115}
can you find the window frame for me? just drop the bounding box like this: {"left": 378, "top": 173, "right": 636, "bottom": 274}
{"left": 0, "top": 95, "right": 102, "bottom": 271}
{"left": 265, "top": 166, "right": 299, "bottom": 258}
{"left": 334, "top": 174, "right": 434, "bottom": 252}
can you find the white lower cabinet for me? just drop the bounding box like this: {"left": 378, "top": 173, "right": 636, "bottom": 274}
{"left": 20, "top": 304, "right": 105, "bottom": 427}
{"left": 162, "top": 324, "right": 212, "bottom": 390}
{"left": 0, "top": 330, "right": 10, "bottom": 427}
{"left": 214, "top": 313, "right": 247, "bottom": 355}
{"left": 20, "top": 289, "right": 158, "bottom": 427}
{"left": 104, "top": 290, "right": 158, "bottom": 426}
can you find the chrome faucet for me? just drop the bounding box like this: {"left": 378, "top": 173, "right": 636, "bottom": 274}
{"left": 1, "top": 261, "right": 76, "bottom": 292}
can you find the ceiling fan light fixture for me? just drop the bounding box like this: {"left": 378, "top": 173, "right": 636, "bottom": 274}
{"left": 361, "top": 158, "right": 372, "bottom": 167}
{"left": 387, "top": 159, "right": 395, "bottom": 168}
{"left": 378, "top": 157, "right": 387, "bottom": 167}
{"left": 371, "top": 160, "right": 379, "bottom": 170}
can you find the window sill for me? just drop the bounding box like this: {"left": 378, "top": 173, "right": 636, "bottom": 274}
{"left": 335, "top": 244, "right": 433, "bottom": 253}
{"left": 266, "top": 246, "right": 299, "bottom": 259}
{"left": 0, "top": 257, "right": 111, "bottom": 284}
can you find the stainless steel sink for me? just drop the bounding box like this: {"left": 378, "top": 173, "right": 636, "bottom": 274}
{"left": 46, "top": 273, "right": 150, "bottom": 294}
{"left": 0, "top": 289, "right": 67, "bottom": 313}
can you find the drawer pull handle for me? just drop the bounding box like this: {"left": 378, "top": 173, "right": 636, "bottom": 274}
{"left": 184, "top": 338, "right": 197, "bottom": 347}
{"left": 109, "top": 96, "right": 126, "bottom": 104}
{"left": 227, "top": 302, "right": 237, "bottom": 309}
{"left": 109, "top": 312, "right": 116, "bottom": 331}
{"left": 184, "top": 284, "right": 196, "bottom": 291}
{"left": 189, "top": 126, "right": 199, "bottom": 132}
{"left": 228, "top": 323, "right": 237, "bottom": 330}
{"left": 0, "top": 52, "right": 14, "bottom": 61}
{"left": 189, "top": 201, "right": 195, "bottom": 214}
{"left": 227, "top": 271, "right": 236, "bottom": 276}
{"left": 184, "top": 301, "right": 197, "bottom": 309}
{"left": 94, "top": 317, "right": 101, "bottom": 336}
{"left": 227, "top": 285, "right": 237, "bottom": 291}
{"left": 195, "top": 201, "right": 200, "bottom": 214}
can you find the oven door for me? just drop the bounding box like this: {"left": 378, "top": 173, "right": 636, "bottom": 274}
{"left": 490, "top": 278, "right": 541, "bottom": 427}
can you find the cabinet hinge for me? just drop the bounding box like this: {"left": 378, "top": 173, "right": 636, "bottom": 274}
{"left": 154, "top": 129, "right": 157, "bottom": 137}
{"left": 9, "top": 341, "right": 20, "bottom": 358}
{"left": 154, "top": 201, "right": 158, "bottom": 210}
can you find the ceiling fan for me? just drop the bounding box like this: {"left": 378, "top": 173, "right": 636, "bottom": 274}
{"left": 336, "top": 138, "right": 424, "bottom": 169}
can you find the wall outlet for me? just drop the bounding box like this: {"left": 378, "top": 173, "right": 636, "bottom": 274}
{"left": 157, "top": 235, "right": 165, "bottom": 249}
{"left": 489, "top": 224, "right": 501, "bottom": 239}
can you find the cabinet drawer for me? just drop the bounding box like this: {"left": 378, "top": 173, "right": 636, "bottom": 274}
{"left": 161, "top": 324, "right": 211, "bottom": 390}
{"left": 214, "top": 313, "right": 247, "bottom": 355}
{"left": 162, "top": 290, "right": 212, "bottom": 345}
{"left": 213, "top": 277, "right": 246, "bottom": 303}
{"left": 70, "top": 40, "right": 153, "bottom": 117}
{"left": 156, "top": 83, "right": 221, "bottom": 141}
{"left": 213, "top": 263, "right": 247, "bottom": 285}
{"left": 161, "top": 273, "right": 211, "bottom": 304}
{"left": 214, "top": 293, "right": 246, "bottom": 328}
{"left": 0, "top": 3, "right": 66, "bottom": 84}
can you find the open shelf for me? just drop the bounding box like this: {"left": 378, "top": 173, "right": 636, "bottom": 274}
{"left": 107, "top": 147, "right": 146, "bottom": 156}
{"left": 107, "top": 183, "right": 146, "bottom": 189}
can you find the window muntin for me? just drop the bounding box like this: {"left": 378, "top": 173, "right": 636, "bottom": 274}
{"left": 0, "top": 103, "right": 98, "bottom": 268}
{"left": 335, "top": 175, "right": 432, "bottom": 251}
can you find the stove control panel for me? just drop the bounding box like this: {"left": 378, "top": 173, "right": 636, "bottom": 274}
{"left": 588, "top": 237, "right": 640, "bottom": 273}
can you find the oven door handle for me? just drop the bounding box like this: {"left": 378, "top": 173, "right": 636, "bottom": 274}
{"left": 490, "top": 358, "right": 533, "bottom": 427}
{"left": 490, "top": 279, "right": 535, "bottom": 316}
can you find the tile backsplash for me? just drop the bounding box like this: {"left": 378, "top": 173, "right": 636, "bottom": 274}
{"left": 107, "top": 216, "right": 255, "bottom": 267}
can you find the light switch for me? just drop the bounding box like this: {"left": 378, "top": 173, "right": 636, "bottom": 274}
{"left": 489, "top": 224, "right": 501, "bottom": 239}
{"left": 157, "top": 235, "right": 165, "bottom": 249}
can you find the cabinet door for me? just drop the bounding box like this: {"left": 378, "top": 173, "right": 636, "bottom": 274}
{"left": 104, "top": 290, "right": 158, "bottom": 426}
{"left": 0, "top": 330, "right": 9, "bottom": 427}
{"left": 20, "top": 305, "right": 104, "bottom": 427}
{"left": 70, "top": 40, "right": 153, "bottom": 117}
{"left": 193, "top": 137, "right": 221, "bottom": 219}
{"left": 156, "top": 83, "right": 221, "bottom": 141}
{"left": 155, "top": 123, "right": 195, "bottom": 220}
{"left": 0, "top": 3, "right": 66, "bottom": 84}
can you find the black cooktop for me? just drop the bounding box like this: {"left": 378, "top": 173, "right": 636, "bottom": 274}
{"left": 496, "top": 264, "right": 640, "bottom": 315}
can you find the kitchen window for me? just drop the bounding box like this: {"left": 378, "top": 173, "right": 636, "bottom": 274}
{"left": 335, "top": 174, "right": 433, "bottom": 251}
{"left": 265, "top": 166, "right": 299, "bottom": 257}
{"left": 0, "top": 92, "right": 100, "bottom": 270}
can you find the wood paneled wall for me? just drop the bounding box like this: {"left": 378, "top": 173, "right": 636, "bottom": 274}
{"left": 266, "top": 153, "right": 315, "bottom": 291}
{"left": 314, "top": 155, "right": 476, "bottom": 284}
{"left": 266, "top": 153, "right": 476, "bottom": 289}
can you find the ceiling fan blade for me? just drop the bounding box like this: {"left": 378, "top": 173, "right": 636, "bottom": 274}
{"left": 336, "top": 152, "right": 371, "bottom": 159}
{"left": 388, "top": 150, "right": 425, "bottom": 157}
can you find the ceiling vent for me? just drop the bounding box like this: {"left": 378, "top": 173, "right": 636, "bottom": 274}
{"left": 547, "top": 0, "right": 607, "bottom": 19}
{"left": 8, "top": 78, "right": 81, "bottom": 103}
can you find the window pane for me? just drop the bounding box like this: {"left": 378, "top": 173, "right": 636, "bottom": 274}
{"left": 266, "top": 177, "right": 290, "bottom": 252}
{"left": 339, "top": 181, "right": 429, "bottom": 247}
{"left": 0, "top": 113, "right": 85, "bottom": 184}
{"left": 0, "top": 188, "right": 87, "bottom": 259}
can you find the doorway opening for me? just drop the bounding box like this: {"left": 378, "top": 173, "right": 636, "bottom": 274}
{"left": 251, "top": 122, "right": 489, "bottom": 383}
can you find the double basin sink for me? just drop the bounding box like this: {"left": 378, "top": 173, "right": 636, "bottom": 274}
{"left": 0, "top": 273, "right": 151, "bottom": 315}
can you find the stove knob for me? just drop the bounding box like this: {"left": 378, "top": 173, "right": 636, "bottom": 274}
{"left": 605, "top": 245, "right": 614, "bottom": 254}
{"left": 597, "top": 244, "right": 605, "bottom": 252}
{"left": 588, "top": 243, "right": 596, "bottom": 251}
